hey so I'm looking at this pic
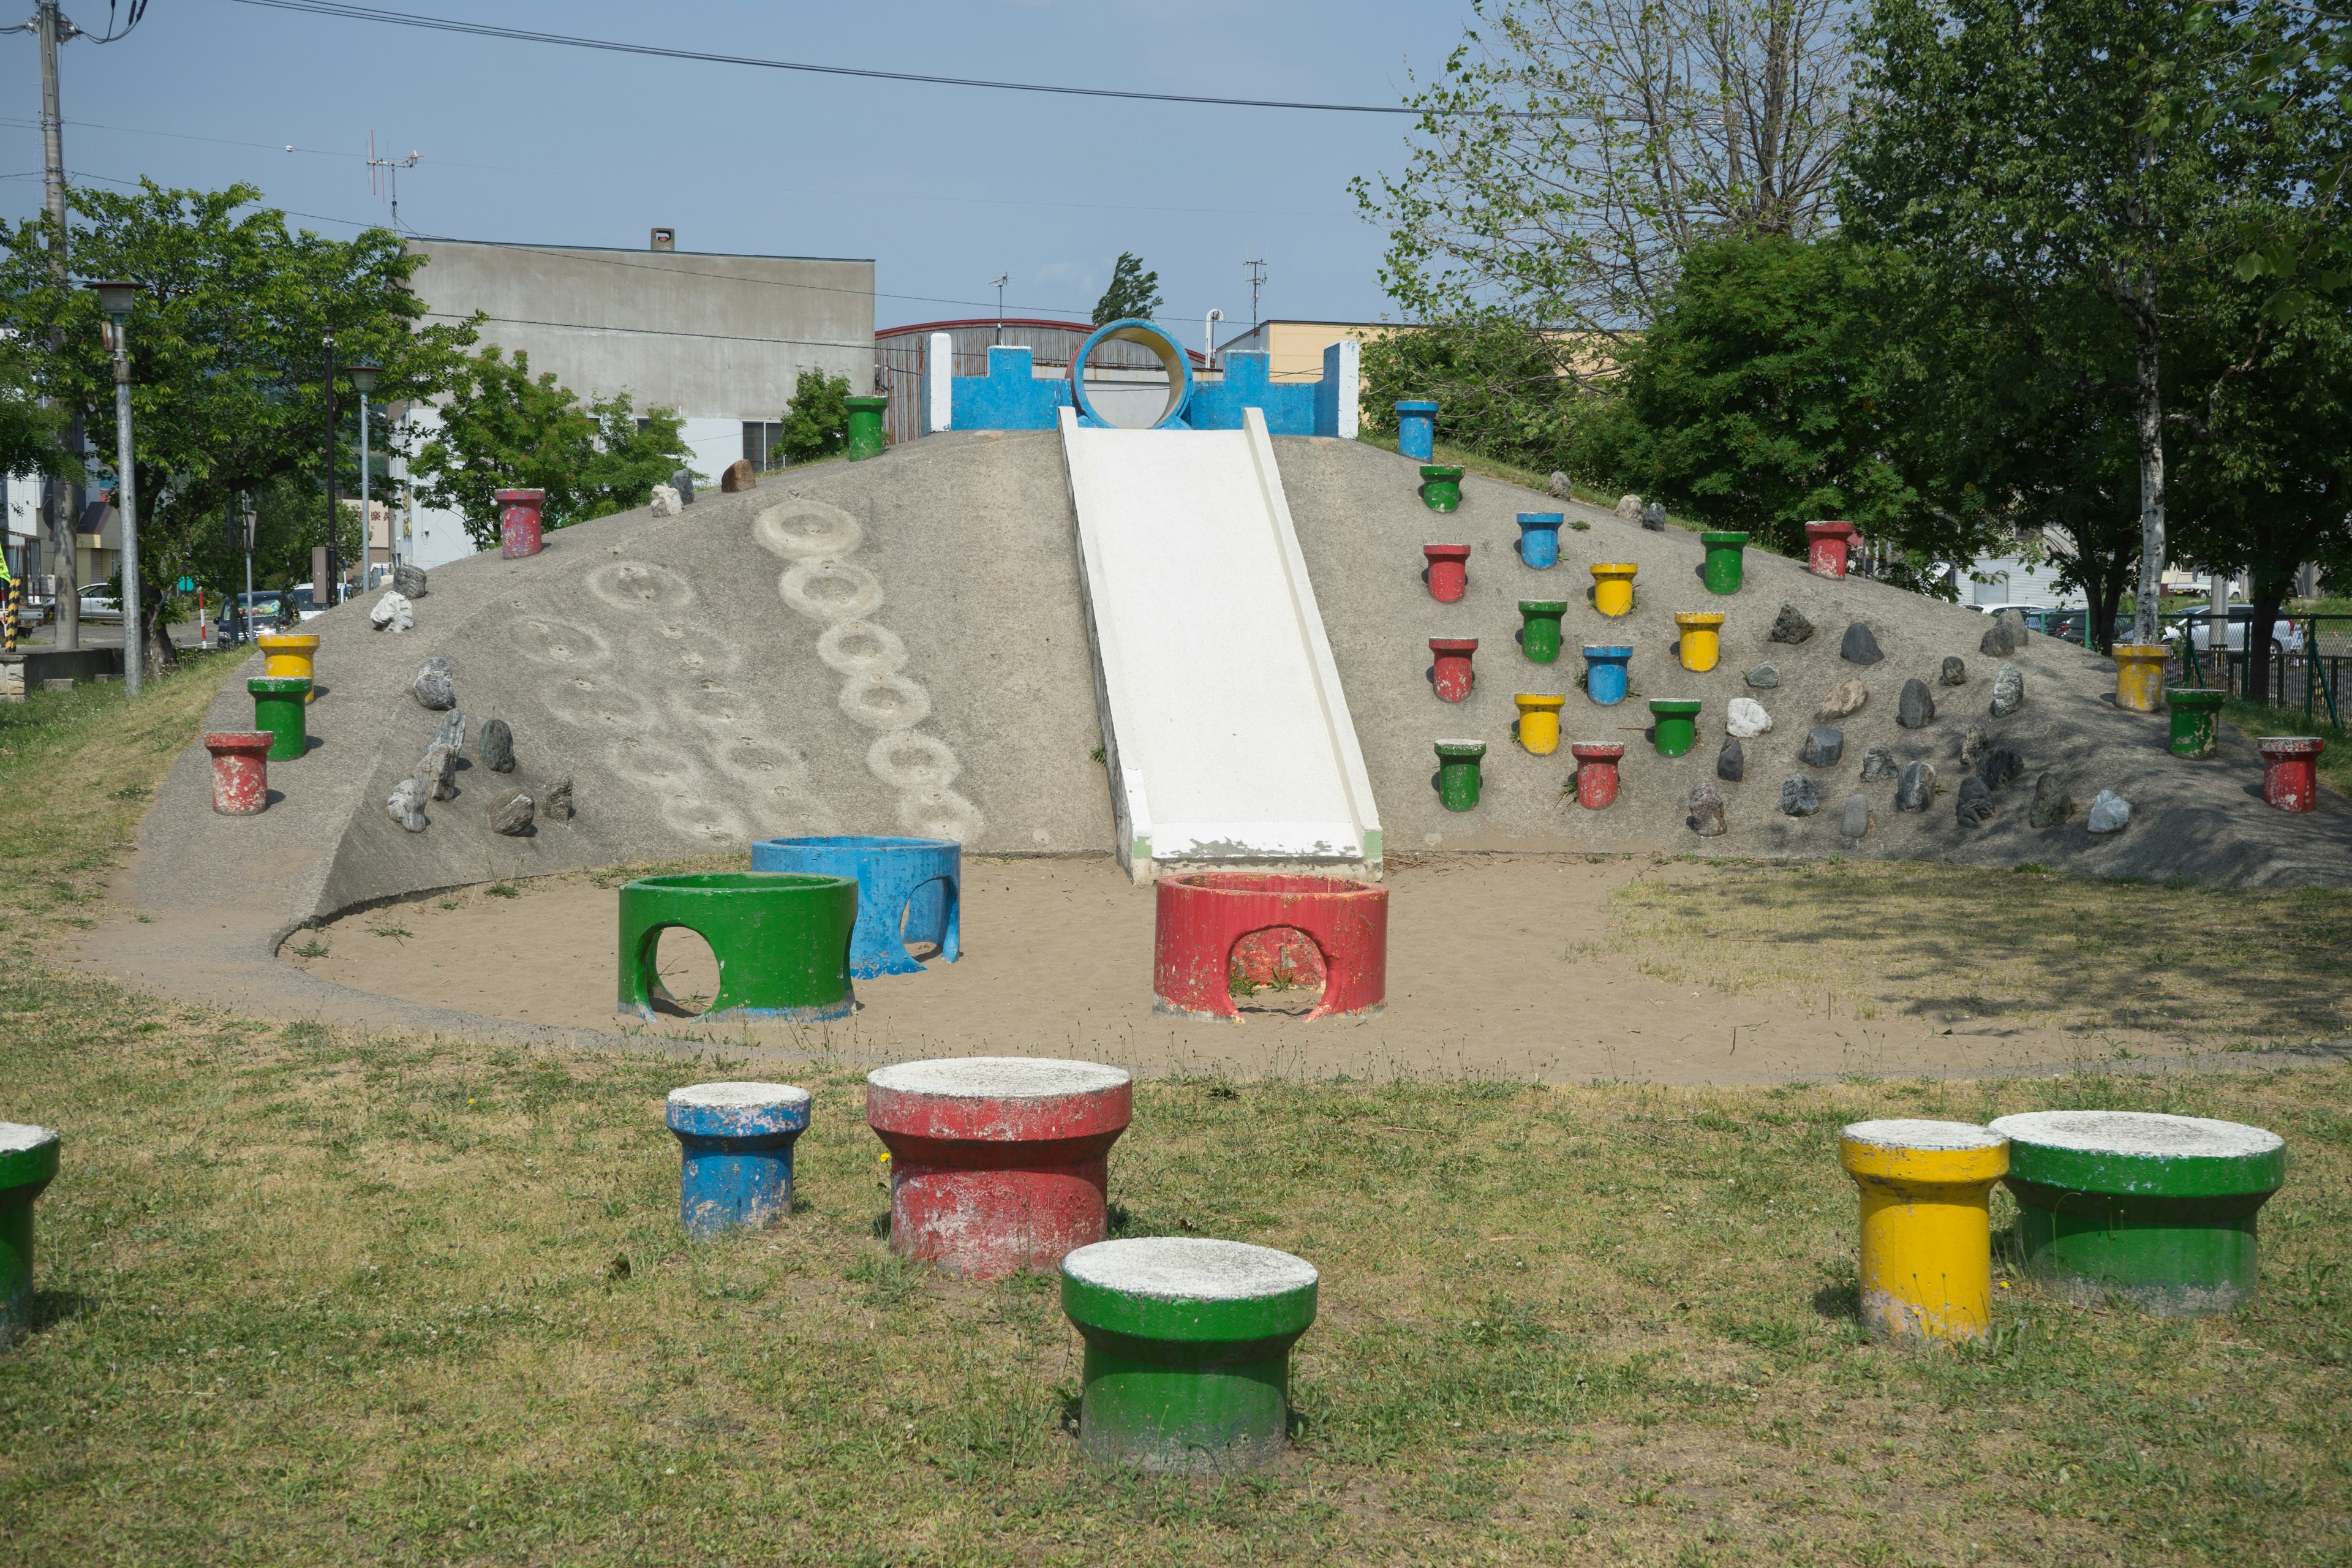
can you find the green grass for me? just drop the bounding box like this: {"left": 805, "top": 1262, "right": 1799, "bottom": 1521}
{"left": 1, "top": 647, "right": 2350, "bottom": 1566}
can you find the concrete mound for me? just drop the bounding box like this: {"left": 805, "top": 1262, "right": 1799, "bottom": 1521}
{"left": 134, "top": 430, "right": 2350, "bottom": 973}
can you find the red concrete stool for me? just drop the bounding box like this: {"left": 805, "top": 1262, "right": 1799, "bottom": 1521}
{"left": 1423, "top": 544, "right": 1471, "bottom": 603}
{"left": 203, "top": 731, "right": 271, "bottom": 815}
{"left": 867, "top": 1057, "right": 1133, "bottom": 1279}
{"left": 2258, "top": 737, "right": 2324, "bottom": 811}
{"left": 1429, "top": 637, "right": 1479, "bottom": 702}
{"left": 1571, "top": 742, "right": 1626, "bottom": 809}
{"left": 1153, "top": 873, "right": 1388, "bottom": 1022}
{"left": 1805, "top": 520, "right": 1860, "bottom": 578}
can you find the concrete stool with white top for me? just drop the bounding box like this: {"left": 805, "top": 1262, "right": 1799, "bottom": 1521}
{"left": 1, "top": 1121, "right": 60, "bottom": 1336}
{"left": 1838, "top": 1119, "right": 2008, "bottom": 1343}
{"left": 867, "top": 1057, "right": 1132, "bottom": 1278}
{"left": 665, "top": 1082, "right": 812, "bottom": 1237}
{"left": 1989, "top": 1110, "right": 2286, "bottom": 1315}
{"left": 1061, "top": 1237, "right": 1319, "bottom": 1472}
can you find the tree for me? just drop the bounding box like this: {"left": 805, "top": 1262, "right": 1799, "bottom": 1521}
{"left": 1353, "top": 0, "right": 1853, "bottom": 344}
{"left": 1840, "top": 0, "right": 2321, "bottom": 645}
{"left": 0, "top": 352, "right": 66, "bottom": 483}
{"left": 1091, "top": 252, "right": 1163, "bottom": 325}
{"left": 779, "top": 368, "right": 851, "bottom": 465}
{"left": 410, "top": 345, "right": 688, "bottom": 551}
{"left": 1358, "top": 314, "right": 1583, "bottom": 473}
{"left": 0, "top": 181, "right": 471, "bottom": 674}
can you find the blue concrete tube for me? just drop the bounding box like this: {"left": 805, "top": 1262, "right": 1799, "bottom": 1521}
{"left": 750, "top": 834, "right": 962, "bottom": 979}
{"left": 666, "top": 1083, "right": 813, "bottom": 1237}
{"left": 1395, "top": 401, "right": 1438, "bottom": 462}
{"left": 1583, "top": 644, "right": 1634, "bottom": 706}
{"left": 1517, "top": 513, "right": 1565, "bottom": 570}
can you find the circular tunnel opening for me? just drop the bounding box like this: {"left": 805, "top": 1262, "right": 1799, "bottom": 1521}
{"left": 1071, "top": 320, "right": 1191, "bottom": 429}
{"left": 649, "top": 926, "right": 721, "bottom": 1017}
{"left": 1227, "top": 925, "right": 1329, "bottom": 1018}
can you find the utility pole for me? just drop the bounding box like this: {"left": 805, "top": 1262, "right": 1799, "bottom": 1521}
{"left": 348, "top": 363, "right": 379, "bottom": 588}
{"left": 36, "top": 0, "right": 82, "bottom": 651}
{"left": 322, "top": 333, "right": 340, "bottom": 604}
{"left": 1245, "top": 255, "right": 1268, "bottom": 335}
{"left": 88, "top": 281, "right": 140, "bottom": 695}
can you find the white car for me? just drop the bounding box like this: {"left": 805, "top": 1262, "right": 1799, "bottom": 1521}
{"left": 2168, "top": 608, "right": 2303, "bottom": 658}
{"left": 75, "top": 590, "right": 121, "bottom": 624}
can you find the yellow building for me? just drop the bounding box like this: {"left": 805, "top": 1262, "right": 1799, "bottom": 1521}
{"left": 1215, "top": 319, "right": 1627, "bottom": 388}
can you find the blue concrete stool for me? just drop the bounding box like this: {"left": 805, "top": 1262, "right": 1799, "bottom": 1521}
{"left": 1395, "top": 400, "right": 1438, "bottom": 462}
{"left": 751, "top": 835, "right": 962, "bottom": 979}
{"left": 1517, "top": 512, "right": 1565, "bottom": 569}
{"left": 665, "top": 1082, "right": 812, "bottom": 1237}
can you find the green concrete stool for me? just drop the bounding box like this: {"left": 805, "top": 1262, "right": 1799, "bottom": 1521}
{"left": 1989, "top": 1110, "right": 2286, "bottom": 1316}
{"left": 1, "top": 1122, "right": 60, "bottom": 1338}
{"left": 1062, "top": 1237, "right": 1319, "bottom": 1473}
{"left": 845, "top": 394, "right": 888, "bottom": 461}
{"left": 1699, "top": 531, "right": 1749, "bottom": 594}
{"left": 617, "top": 872, "right": 858, "bottom": 1022}
{"left": 1435, "top": 740, "right": 1486, "bottom": 810}
{"left": 1518, "top": 601, "right": 1568, "bottom": 665}
{"left": 247, "top": 676, "right": 312, "bottom": 761}
{"left": 2166, "top": 688, "right": 2226, "bottom": 757}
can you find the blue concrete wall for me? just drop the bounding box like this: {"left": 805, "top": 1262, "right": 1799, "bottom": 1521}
{"left": 949, "top": 326, "right": 1357, "bottom": 437}
{"left": 951, "top": 345, "right": 1074, "bottom": 431}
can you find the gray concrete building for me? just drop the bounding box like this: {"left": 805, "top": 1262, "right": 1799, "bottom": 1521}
{"left": 396, "top": 233, "right": 874, "bottom": 569}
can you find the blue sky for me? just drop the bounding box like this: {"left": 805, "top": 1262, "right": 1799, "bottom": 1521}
{"left": 3, "top": 0, "right": 1477, "bottom": 334}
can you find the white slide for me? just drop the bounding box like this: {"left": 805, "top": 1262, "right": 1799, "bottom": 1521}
{"left": 1060, "top": 405, "right": 1382, "bottom": 882}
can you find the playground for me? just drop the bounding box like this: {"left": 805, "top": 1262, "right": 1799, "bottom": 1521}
{"left": 6, "top": 326, "right": 2351, "bottom": 1564}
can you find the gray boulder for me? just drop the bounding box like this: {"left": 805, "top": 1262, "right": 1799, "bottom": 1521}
{"left": 435, "top": 707, "right": 466, "bottom": 756}
{"left": 1895, "top": 760, "right": 1936, "bottom": 812}
{"left": 1840, "top": 794, "right": 1871, "bottom": 838}
{"left": 386, "top": 778, "right": 428, "bottom": 832}
{"left": 1817, "top": 679, "right": 1868, "bottom": 720}
{"left": 1768, "top": 605, "right": 1815, "bottom": 646}
{"left": 1642, "top": 500, "right": 1668, "bottom": 532}
{"left": 1979, "top": 619, "right": 2017, "bottom": 657}
{"left": 2027, "top": 772, "right": 2075, "bottom": 829}
{"left": 1898, "top": 677, "right": 1936, "bottom": 729}
{"left": 1745, "top": 662, "right": 1781, "bottom": 688}
{"left": 1717, "top": 736, "right": 1745, "bottom": 783}
{"left": 1939, "top": 656, "right": 1967, "bottom": 687}
{"left": 393, "top": 561, "right": 428, "bottom": 599}
{"left": 1960, "top": 724, "right": 1986, "bottom": 767}
{"left": 670, "top": 466, "right": 696, "bottom": 505}
{"left": 540, "top": 776, "right": 574, "bottom": 822}
{"left": 412, "top": 657, "right": 455, "bottom": 711}
{"left": 1991, "top": 662, "right": 2026, "bottom": 717}
{"left": 479, "top": 717, "right": 515, "bottom": 774}
{"left": 417, "top": 741, "right": 458, "bottom": 802}
{"left": 1687, "top": 782, "right": 1726, "bottom": 836}
{"left": 1976, "top": 747, "right": 2026, "bottom": 793}
{"left": 1800, "top": 726, "right": 1845, "bottom": 767}
{"left": 486, "top": 791, "right": 535, "bottom": 837}
{"left": 2088, "top": 790, "right": 2132, "bottom": 834}
{"left": 1860, "top": 745, "right": 1898, "bottom": 783}
{"left": 1955, "top": 775, "right": 1996, "bottom": 826}
{"left": 1841, "top": 622, "right": 1883, "bottom": 665}
{"left": 1548, "top": 470, "right": 1572, "bottom": 500}
{"left": 1779, "top": 775, "right": 1820, "bottom": 816}
{"left": 1616, "top": 493, "right": 1643, "bottom": 521}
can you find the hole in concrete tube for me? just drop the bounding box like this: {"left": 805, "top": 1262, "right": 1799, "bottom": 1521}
{"left": 1226, "top": 925, "right": 1327, "bottom": 1017}
{"left": 899, "top": 876, "right": 954, "bottom": 962}
{"left": 649, "top": 927, "right": 721, "bottom": 1017}
{"left": 1076, "top": 326, "right": 1183, "bottom": 429}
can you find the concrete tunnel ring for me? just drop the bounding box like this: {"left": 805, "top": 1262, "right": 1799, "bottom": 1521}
{"left": 1069, "top": 318, "right": 1195, "bottom": 431}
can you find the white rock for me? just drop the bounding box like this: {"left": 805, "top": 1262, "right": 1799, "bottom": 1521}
{"left": 649, "top": 484, "right": 682, "bottom": 518}
{"left": 2087, "top": 789, "right": 2131, "bottom": 834}
{"left": 369, "top": 590, "right": 413, "bottom": 633}
{"left": 1615, "top": 492, "right": 1643, "bottom": 521}
{"left": 386, "top": 778, "right": 428, "bottom": 832}
{"left": 1726, "top": 697, "right": 1773, "bottom": 739}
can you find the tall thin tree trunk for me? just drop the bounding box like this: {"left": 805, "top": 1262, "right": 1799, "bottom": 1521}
{"left": 2130, "top": 266, "right": 2167, "bottom": 646}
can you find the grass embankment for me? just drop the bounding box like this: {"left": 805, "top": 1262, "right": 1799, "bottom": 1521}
{"left": 1350, "top": 430, "right": 1711, "bottom": 535}
{"left": 2, "top": 666, "right": 2350, "bottom": 1566}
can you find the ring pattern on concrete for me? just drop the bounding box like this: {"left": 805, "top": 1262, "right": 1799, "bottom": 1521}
{"left": 757, "top": 497, "right": 986, "bottom": 843}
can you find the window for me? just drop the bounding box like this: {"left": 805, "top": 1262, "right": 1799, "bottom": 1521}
{"left": 742, "top": 421, "right": 785, "bottom": 470}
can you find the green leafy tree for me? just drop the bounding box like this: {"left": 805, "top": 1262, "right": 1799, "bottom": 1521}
{"left": 410, "top": 345, "right": 688, "bottom": 551}
{"left": 1359, "top": 314, "right": 1585, "bottom": 474}
{"left": 779, "top": 367, "right": 852, "bottom": 465}
{"left": 0, "top": 180, "right": 472, "bottom": 673}
{"left": 1091, "top": 252, "right": 1163, "bottom": 325}
{"left": 0, "top": 354, "right": 66, "bottom": 482}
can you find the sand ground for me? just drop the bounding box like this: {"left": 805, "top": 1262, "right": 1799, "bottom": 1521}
{"left": 283, "top": 854, "right": 2202, "bottom": 1084}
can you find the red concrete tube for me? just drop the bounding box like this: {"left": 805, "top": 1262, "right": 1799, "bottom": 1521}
{"left": 203, "top": 731, "right": 272, "bottom": 815}
{"left": 1153, "top": 872, "right": 1389, "bottom": 1023}
{"left": 497, "top": 487, "right": 547, "bottom": 559}
{"left": 1805, "top": 520, "right": 1860, "bottom": 579}
{"left": 867, "top": 1057, "right": 1133, "bottom": 1280}
{"left": 1570, "top": 742, "right": 1627, "bottom": 809}
{"left": 1429, "top": 637, "right": 1479, "bottom": 703}
{"left": 2258, "top": 737, "right": 2324, "bottom": 812}
{"left": 1423, "top": 544, "right": 1472, "bottom": 603}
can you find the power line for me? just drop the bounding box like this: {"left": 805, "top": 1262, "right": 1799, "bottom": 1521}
{"left": 225, "top": 0, "right": 1469, "bottom": 116}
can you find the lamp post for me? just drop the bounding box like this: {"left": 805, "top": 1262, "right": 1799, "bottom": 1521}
{"left": 347, "top": 363, "right": 380, "bottom": 585}
{"left": 86, "top": 280, "right": 141, "bottom": 695}
{"left": 322, "top": 333, "right": 338, "bottom": 606}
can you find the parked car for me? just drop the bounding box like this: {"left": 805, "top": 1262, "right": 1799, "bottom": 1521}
{"left": 75, "top": 588, "right": 121, "bottom": 624}
{"left": 2166, "top": 607, "right": 2303, "bottom": 658}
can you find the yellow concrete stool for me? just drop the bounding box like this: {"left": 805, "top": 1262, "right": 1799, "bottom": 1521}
{"left": 257, "top": 632, "right": 322, "bottom": 703}
{"left": 1673, "top": 611, "right": 1727, "bottom": 673}
{"left": 2111, "top": 644, "right": 2169, "bottom": 714}
{"left": 1590, "top": 564, "right": 1638, "bottom": 618}
{"left": 1512, "top": 693, "right": 1567, "bottom": 756}
{"left": 1838, "top": 1120, "right": 2008, "bottom": 1343}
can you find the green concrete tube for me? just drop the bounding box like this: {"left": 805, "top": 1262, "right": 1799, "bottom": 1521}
{"left": 1989, "top": 1111, "right": 2286, "bottom": 1316}
{"left": 247, "top": 676, "right": 312, "bottom": 761}
{"left": 617, "top": 872, "right": 859, "bottom": 1022}
{"left": 1700, "top": 532, "right": 1749, "bottom": 595}
{"left": 2166, "top": 688, "right": 2226, "bottom": 757}
{"left": 1649, "top": 698, "right": 1702, "bottom": 757}
{"left": 1518, "top": 601, "right": 1568, "bottom": 665}
{"left": 1062, "top": 1238, "right": 1319, "bottom": 1473}
{"left": 1, "top": 1122, "right": 60, "bottom": 1337}
{"left": 1434, "top": 740, "right": 1486, "bottom": 810}
{"left": 845, "top": 395, "right": 889, "bottom": 461}
{"left": 1419, "top": 465, "right": 1465, "bottom": 512}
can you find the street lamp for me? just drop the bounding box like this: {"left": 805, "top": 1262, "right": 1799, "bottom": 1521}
{"left": 346, "top": 362, "right": 381, "bottom": 584}
{"left": 85, "top": 279, "right": 142, "bottom": 696}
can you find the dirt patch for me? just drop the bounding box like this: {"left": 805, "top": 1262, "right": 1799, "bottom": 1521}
{"left": 284, "top": 854, "right": 2229, "bottom": 1084}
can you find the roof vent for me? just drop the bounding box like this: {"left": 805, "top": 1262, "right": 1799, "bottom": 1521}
{"left": 650, "top": 227, "right": 676, "bottom": 252}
